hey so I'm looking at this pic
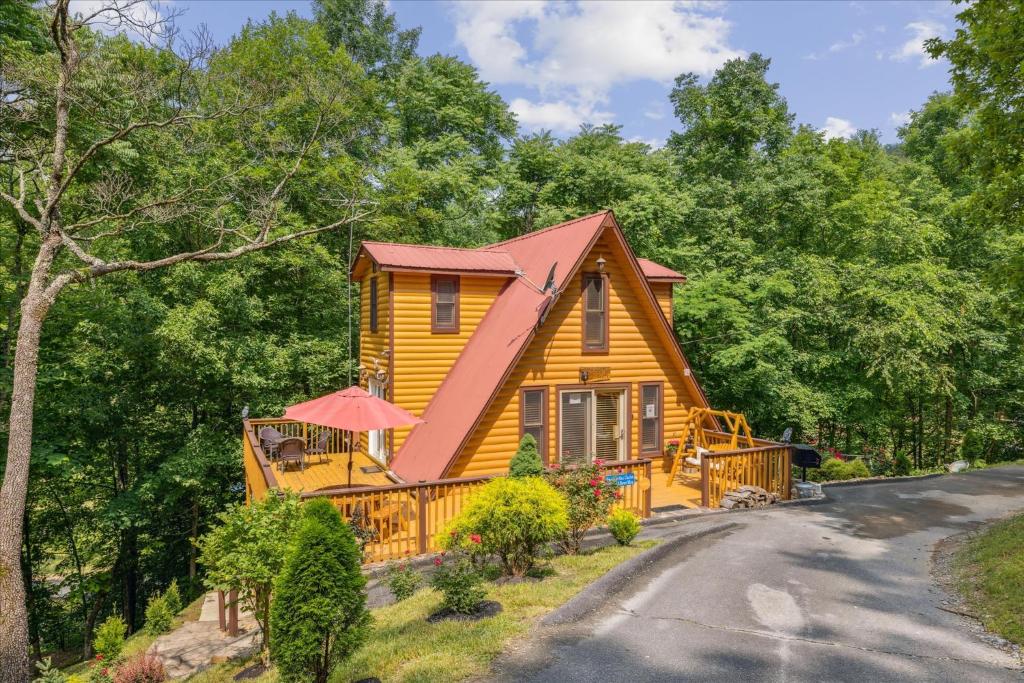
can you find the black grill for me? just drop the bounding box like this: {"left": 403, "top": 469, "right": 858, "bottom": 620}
{"left": 792, "top": 444, "right": 822, "bottom": 469}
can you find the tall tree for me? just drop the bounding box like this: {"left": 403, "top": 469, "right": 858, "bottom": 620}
{"left": 0, "top": 3, "right": 379, "bottom": 679}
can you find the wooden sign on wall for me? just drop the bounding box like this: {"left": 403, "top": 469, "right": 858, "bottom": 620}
{"left": 580, "top": 366, "right": 611, "bottom": 383}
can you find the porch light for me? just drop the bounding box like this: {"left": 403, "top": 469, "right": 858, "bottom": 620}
{"left": 596, "top": 256, "right": 606, "bottom": 271}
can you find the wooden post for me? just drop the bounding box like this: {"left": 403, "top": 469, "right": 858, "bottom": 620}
{"left": 216, "top": 590, "right": 226, "bottom": 632}
{"left": 643, "top": 460, "right": 652, "bottom": 518}
{"left": 417, "top": 486, "right": 428, "bottom": 555}
{"left": 227, "top": 589, "right": 239, "bottom": 637}
{"left": 700, "top": 458, "right": 710, "bottom": 508}
{"left": 783, "top": 446, "right": 793, "bottom": 500}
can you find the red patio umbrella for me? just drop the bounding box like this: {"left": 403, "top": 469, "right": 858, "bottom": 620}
{"left": 284, "top": 386, "right": 423, "bottom": 487}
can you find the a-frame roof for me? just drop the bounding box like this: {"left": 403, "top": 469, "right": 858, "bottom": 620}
{"left": 389, "top": 211, "right": 711, "bottom": 483}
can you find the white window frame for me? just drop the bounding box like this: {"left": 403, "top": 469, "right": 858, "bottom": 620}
{"left": 367, "top": 378, "right": 387, "bottom": 461}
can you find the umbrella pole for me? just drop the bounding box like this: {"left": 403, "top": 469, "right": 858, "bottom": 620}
{"left": 348, "top": 431, "right": 354, "bottom": 488}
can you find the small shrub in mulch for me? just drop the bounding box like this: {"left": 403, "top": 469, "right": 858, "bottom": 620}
{"left": 426, "top": 600, "right": 504, "bottom": 624}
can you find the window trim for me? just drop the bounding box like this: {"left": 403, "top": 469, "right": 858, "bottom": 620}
{"left": 431, "top": 274, "right": 460, "bottom": 334}
{"left": 638, "top": 381, "right": 663, "bottom": 455}
{"left": 519, "top": 386, "right": 549, "bottom": 465}
{"left": 581, "top": 272, "right": 609, "bottom": 353}
{"left": 369, "top": 276, "right": 379, "bottom": 333}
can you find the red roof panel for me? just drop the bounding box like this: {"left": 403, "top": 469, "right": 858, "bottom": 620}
{"left": 358, "top": 242, "right": 518, "bottom": 275}
{"left": 637, "top": 257, "right": 686, "bottom": 282}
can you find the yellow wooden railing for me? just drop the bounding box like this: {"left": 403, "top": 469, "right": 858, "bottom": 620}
{"left": 248, "top": 417, "right": 351, "bottom": 455}
{"left": 701, "top": 443, "right": 793, "bottom": 508}
{"left": 242, "top": 420, "right": 654, "bottom": 564}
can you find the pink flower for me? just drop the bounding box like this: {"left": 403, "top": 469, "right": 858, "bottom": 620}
{"left": 593, "top": 489, "right": 601, "bottom": 497}
{"left": 470, "top": 534, "right": 482, "bottom": 544}
{"left": 594, "top": 458, "right": 604, "bottom": 467}
{"left": 614, "top": 491, "right": 622, "bottom": 500}
{"left": 434, "top": 557, "right": 442, "bottom": 566}
{"left": 96, "top": 655, "right": 104, "bottom": 661}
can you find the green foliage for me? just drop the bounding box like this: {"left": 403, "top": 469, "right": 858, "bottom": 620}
{"left": 894, "top": 453, "right": 913, "bottom": 477}
{"left": 508, "top": 434, "right": 544, "bottom": 478}
{"left": 93, "top": 615, "right": 127, "bottom": 662}
{"left": 955, "top": 513, "right": 1024, "bottom": 645}
{"left": 269, "top": 499, "right": 370, "bottom": 683}
{"left": 162, "top": 580, "right": 182, "bottom": 616}
{"left": 143, "top": 595, "right": 173, "bottom": 636}
{"left": 431, "top": 553, "right": 486, "bottom": 615}
{"left": 545, "top": 464, "right": 620, "bottom": 554}
{"left": 807, "top": 458, "right": 871, "bottom": 482}
{"left": 441, "top": 477, "right": 567, "bottom": 576}
{"left": 385, "top": 561, "right": 422, "bottom": 601}
{"left": 198, "top": 492, "right": 303, "bottom": 653}
{"left": 33, "top": 658, "right": 66, "bottom": 683}
{"left": 607, "top": 509, "right": 641, "bottom": 546}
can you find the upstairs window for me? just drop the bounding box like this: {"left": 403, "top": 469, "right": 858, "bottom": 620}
{"left": 369, "top": 276, "right": 378, "bottom": 333}
{"left": 520, "top": 387, "right": 548, "bottom": 462}
{"left": 582, "top": 273, "right": 608, "bottom": 352}
{"left": 640, "top": 382, "right": 662, "bottom": 453}
{"left": 431, "top": 275, "right": 459, "bottom": 333}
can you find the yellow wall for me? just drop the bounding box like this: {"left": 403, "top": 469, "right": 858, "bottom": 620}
{"left": 652, "top": 282, "right": 673, "bottom": 323}
{"left": 449, "top": 231, "right": 704, "bottom": 477}
{"left": 390, "top": 273, "right": 507, "bottom": 453}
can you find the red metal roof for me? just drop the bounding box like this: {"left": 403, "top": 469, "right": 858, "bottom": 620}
{"left": 356, "top": 242, "right": 518, "bottom": 276}
{"left": 390, "top": 212, "right": 611, "bottom": 482}
{"left": 637, "top": 257, "right": 687, "bottom": 282}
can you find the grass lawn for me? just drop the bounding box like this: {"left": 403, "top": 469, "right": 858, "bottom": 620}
{"left": 955, "top": 513, "right": 1024, "bottom": 645}
{"left": 188, "top": 541, "right": 654, "bottom": 683}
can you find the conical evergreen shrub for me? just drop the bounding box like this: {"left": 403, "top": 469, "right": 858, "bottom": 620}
{"left": 509, "top": 433, "right": 544, "bottom": 478}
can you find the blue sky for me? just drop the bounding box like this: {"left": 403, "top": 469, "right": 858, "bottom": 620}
{"left": 116, "top": 1, "right": 959, "bottom": 145}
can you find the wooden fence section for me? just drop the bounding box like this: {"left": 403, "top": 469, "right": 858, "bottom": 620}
{"left": 248, "top": 418, "right": 350, "bottom": 455}
{"left": 296, "top": 460, "right": 652, "bottom": 564}
{"left": 701, "top": 444, "right": 793, "bottom": 508}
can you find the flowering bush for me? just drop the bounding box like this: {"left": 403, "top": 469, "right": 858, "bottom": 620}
{"left": 431, "top": 544, "right": 486, "bottom": 615}
{"left": 93, "top": 615, "right": 127, "bottom": 661}
{"left": 112, "top": 654, "right": 165, "bottom": 683}
{"left": 607, "top": 508, "right": 641, "bottom": 546}
{"left": 441, "top": 477, "right": 567, "bottom": 576}
{"left": 386, "top": 560, "right": 422, "bottom": 601}
{"left": 86, "top": 659, "right": 114, "bottom": 683}
{"left": 665, "top": 439, "right": 680, "bottom": 457}
{"left": 544, "top": 461, "right": 619, "bottom": 554}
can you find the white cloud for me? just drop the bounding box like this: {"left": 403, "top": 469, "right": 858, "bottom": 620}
{"left": 890, "top": 21, "right": 943, "bottom": 67}
{"left": 451, "top": 0, "right": 742, "bottom": 131}
{"left": 510, "top": 98, "right": 614, "bottom": 133}
{"left": 822, "top": 116, "right": 856, "bottom": 140}
{"left": 889, "top": 111, "right": 912, "bottom": 127}
{"left": 627, "top": 135, "right": 665, "bottom": 149}
{"left": 644, "top": 104, "right": 666, "bottom": 121}
{"left": 805, "top": 30, "right": 864, "bottom": 60}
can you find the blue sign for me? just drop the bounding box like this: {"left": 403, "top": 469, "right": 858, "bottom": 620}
{"left": 604, "top": 472, "right": 636, "bottom": 487}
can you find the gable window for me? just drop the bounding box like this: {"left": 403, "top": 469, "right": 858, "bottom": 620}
{"left": 582, "top": 273, "right": 608, "bottom": 352}
{"left": 639, "top": 382, "right": 662, "bottom": 454}
{"left": 431, "top": 275, "right": 460, "bottom": 333}
{"left": 520, "top": 387, "right": 548, "bottom": 462}
{"left": 369, "top": 276, "right": 379, "bottom": 333}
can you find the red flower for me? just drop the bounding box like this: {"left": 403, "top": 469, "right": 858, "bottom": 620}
{"left": 433, "top": 556, "right": 443, "bottom": 566}
{"left": 668, "top": 439, "right": 680, "bottom": 446}
{"left": 95, "top": 654, "right": 104, "bottom": 661}
{"left": 589, "top": 478, "right": 600, "bottom": 486}
{"left": 593, "top": 489, "right": 601, "bottom": 497}
{"left": 594, "top": 458, "right": 604, "bottom": 467}
{"left": 470, "top": 534, "right": 482, "bottom": 544}
{"left": 614, "top": 490, "right": 622, "bottom": 499}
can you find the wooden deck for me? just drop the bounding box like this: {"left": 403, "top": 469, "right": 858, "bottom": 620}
{"left": 649, "top": 454, "right": 703, "bottom": 510}
{"left": 274, "top": 451, "right": 394, "bottom": 493}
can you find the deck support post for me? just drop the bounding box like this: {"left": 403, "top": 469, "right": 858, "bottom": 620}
{"left": 416, "top": 486, "right": 428, "bottom": 555}
{"left": 783, "top": 446, "right": 793, "bottom": 500}
{"left": 643, "top": 460, "right": 652, "bottom": 518}
{"left": 216, "top": 590, "right": 226, "bottom": 632}
{"left": 700, "top": 459, "right": 710, "bottom": 508}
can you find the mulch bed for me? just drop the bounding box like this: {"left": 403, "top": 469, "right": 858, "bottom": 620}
{"left": 426, "top": 600, "right": 503, "bottom": 623}
{"left": 233, "top": 663, "right": 269, "bottom": 680}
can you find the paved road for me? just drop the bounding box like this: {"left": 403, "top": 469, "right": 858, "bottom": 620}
{"left": 493, "top": 466, "right": 1024, "bottom": 682}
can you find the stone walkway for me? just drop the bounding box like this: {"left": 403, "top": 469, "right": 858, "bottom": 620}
{"left": 149, "top": 593, "right": 260, "bottom": 679}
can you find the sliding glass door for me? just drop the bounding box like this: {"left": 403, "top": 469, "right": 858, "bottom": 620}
{"left": 559, "top": 388, "right": 625, "bottom": 465}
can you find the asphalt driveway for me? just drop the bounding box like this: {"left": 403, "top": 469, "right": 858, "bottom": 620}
{"left": 492, "top": 466, "right": 1024, "bottom": 682}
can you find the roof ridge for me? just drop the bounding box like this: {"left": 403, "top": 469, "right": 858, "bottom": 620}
{"left": 360, "top": 240, "right": 511, "bottom": 255}
{"left": 482, "top": 210, "right": 611, "bottom": 249}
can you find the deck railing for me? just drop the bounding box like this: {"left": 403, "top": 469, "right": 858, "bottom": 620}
{"left": 701, "top": 443, "right": 793, "bottom": 508}
{"left": 248, "top": 417, "right": 351, "bottom": 455}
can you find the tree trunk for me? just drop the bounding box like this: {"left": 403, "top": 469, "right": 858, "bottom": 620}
{"left": 189, "top": 499, "right": 199, "bottom": 583}
{"left": 0, "top": 236, "right": 60, "bottom": 683}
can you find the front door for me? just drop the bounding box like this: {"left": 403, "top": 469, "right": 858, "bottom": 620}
{"left": 367, "top": 378, "right": 387, "bottom": 461}
{"left": 559, "top": 388, "right": 625, "bottom": 465}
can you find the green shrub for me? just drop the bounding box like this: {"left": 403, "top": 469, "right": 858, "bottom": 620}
{"left": 144, "top": 595, "right": 173, "bottom": 636}
{"left": 163, "top": 579, "right": 182, "bottom": 616}
{"left": 607, "top": 509, "right": 641, "bottom": 546}
{"left": 385, "top": 560, "right": 421, "bottom": 601}
{"left": 93, "top": 615, "right": 127, "bottom": 661}
{"left": 34, "top": 657, "right": 66, "bottom": 683}
{"left": 545, "top": 462, "right": 619, "bottom": 554}
{"left": 431, "top": 552, "right": 486, "bottom": 614}
{"left": 270, "top": 499, "right": 370, "bottom": 683}
{"left": 894, "top": 452, "right": 912, "bottom": 476}
{"left": 508, "top": 434, "right": 544, "bottom": 478}
{"left": 441, "top": 476, "right": 567, "bottom": 576}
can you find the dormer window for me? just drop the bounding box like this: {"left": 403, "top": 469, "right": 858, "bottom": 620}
{"left": 582, "top": 273, "right": 608, "bottom": 352}
{"left": 431, "top": 275, "right": 460, "bottom": 333}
